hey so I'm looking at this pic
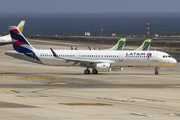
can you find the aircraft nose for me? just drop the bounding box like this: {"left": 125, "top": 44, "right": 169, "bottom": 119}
{"left": 170, "top": 58, "right": 177, "bottom": 64}
{"left": 173, "top": 58, "right": 177, "bottom": 64}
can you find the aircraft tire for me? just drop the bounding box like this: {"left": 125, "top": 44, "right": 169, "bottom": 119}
{"left": 84, "top": 69, "right": 90, "bottom": 74}
{"left": 92, "top": 69, "right": 98, "bottom": 74}
{"left": 155, "top": 71, "right": 159, "bottom": 75}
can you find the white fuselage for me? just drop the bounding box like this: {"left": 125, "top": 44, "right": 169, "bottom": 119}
{"left": 20, "top": 49, "right": 176, "bottom": 68}
{"left": 0, "top": 34, "right": 12, "bottom": 44}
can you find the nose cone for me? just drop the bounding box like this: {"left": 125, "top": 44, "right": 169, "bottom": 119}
{"left": 172, "top": 58, "right": 177, "bottom": 64}
{"left": 170, "top": 58, "right": 177, "bottom": 66}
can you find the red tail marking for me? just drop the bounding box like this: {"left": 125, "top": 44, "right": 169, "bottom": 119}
{"left": 10, "top": 29, "right": 19, "bottom": 34}
{"left": 88, "top": 46, "right": 91, "bottom": 50}
{"left": 13, "top": 41, "right": 25, "bottom": 45}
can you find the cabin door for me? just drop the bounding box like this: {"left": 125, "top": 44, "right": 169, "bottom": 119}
{"left": 119, "top": 53, "right": 123, "bottom": 61}
{"left": 77, "top": 53, "right": 81, "bottom": 59}
{"left": 153, "top": 52, "right": 158, "bottom": 62}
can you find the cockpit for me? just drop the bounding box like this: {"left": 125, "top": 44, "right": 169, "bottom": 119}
{"left": 163, "top": 55, "right": 172, "bottom": 58}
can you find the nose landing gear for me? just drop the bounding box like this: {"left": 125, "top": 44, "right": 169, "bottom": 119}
{"left": 155, "top": 67, "right": 160, "bottom": 75}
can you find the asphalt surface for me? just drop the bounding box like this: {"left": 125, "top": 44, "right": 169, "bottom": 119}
{"left": 0, "top": 39, "right": 179, "bottom": 120}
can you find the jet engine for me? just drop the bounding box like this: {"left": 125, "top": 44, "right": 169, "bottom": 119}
{"left": 96, "top": 63, "right": 111, "bottom": 72}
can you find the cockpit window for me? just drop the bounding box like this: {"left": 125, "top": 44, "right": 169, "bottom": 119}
{"left": 163, "top": 55, "right": 172, "bottom": 58}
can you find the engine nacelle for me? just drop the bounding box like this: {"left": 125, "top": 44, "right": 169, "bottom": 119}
{"left": 96, "top": 63, "right": 111, "bottom": 72}
{"left": 111, "top": 67, "right": 123, "bottom": 71}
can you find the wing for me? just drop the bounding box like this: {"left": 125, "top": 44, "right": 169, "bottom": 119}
{"left": 50, "top": 48, "right": 116, "bottom": 67}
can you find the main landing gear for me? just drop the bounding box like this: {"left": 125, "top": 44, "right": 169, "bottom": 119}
{"left": 155, "top": 67, "right": 160, "bottom": 75}
{"left": 92, "top": 69, "right": 98, "bottom": 74}
{"left": 84, "top": 69, "right": 90, "bottom": 74}
{"left": 84, "top": 69, "right": 98, "bottom": 74}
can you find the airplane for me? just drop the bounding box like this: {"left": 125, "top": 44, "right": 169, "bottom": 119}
{"left": 107, "top": 38, "right": 126, "bottom": 51}
{"left": 135, "top": 39, "right": 151, "bottom": 51}
{"left": 6, "top": 26, "right": 177, "bottom": 75}
{"left": 88, "top": 38, "right": 151, "bottom": 51}
{"left": 87, "top": 38, "right": 151, "bottom": 71}
{"left": 72, "top": 38, "right": 126, "bottom": 51}
{"left": 88, "top": 38, "right": 126, "bottom": 50}
{"left": 0, "top": 21, "right": 25, "bottom": 45}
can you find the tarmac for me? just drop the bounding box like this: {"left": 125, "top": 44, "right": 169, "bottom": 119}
{"left": 0, "top": 39, "right": 179, "bottom": 120}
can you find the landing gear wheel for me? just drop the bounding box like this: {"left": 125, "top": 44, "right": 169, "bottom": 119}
{"left": 155, "top": 71, "right": 159, "bottom": 75}
{"left": 155, "top": 67, "right": 160, "bottom": 75}
{"left": 84, "top": 69, "right": 90, "bottom": 74}
{"left": 92, "top": 69, "right": 98, "bottom": 74}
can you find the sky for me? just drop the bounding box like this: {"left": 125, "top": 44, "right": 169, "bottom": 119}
{"left": 0, "top": 0, "right": 180, "bottom": 13}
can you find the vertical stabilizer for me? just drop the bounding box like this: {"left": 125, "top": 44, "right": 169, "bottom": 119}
{"left": 135, "top": 39, "right": 152, "bottom": 51}
{"left": 9, "top": 26, "right": 34, "bottom": 52}
{"left": 16, "top": 21, "right": 25, "bottom": 33}
{"left": 108, "top": 38, "right": 126, "bottom": 51}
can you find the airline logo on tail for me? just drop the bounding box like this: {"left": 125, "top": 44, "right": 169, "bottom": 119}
{"left": 10, "top": 27, "right": 32, "bottom": 52}
{"left": 9, "top": 26, "right": 40, "bottom": 61}
{"left": 110, "top": 38, "right": 126, "bottom": 51}
{"left": 136, "top": 39, "right": 152, "bottom": 51}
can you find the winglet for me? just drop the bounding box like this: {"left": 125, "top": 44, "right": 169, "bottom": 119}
{"left": 50, "top": 48, "right": 63, "bottom": 59}
{"left": 50, "top": 48, "right": 59, "bottom": 58}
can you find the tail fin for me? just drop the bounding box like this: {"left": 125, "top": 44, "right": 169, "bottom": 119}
{"left": 88, "top": 46, "right": 92, "bottom": 50}
{"left": 9, "top": 26, "right": 35, "bottom": 52}
{"left": 108, "top": 38, "right": 126, "bottom": 51}
{"left": 135, "top": 39, "right": 152, "bottom": 51}
{"left": 16, "top": 21, "right": 25, "bottom": 33}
